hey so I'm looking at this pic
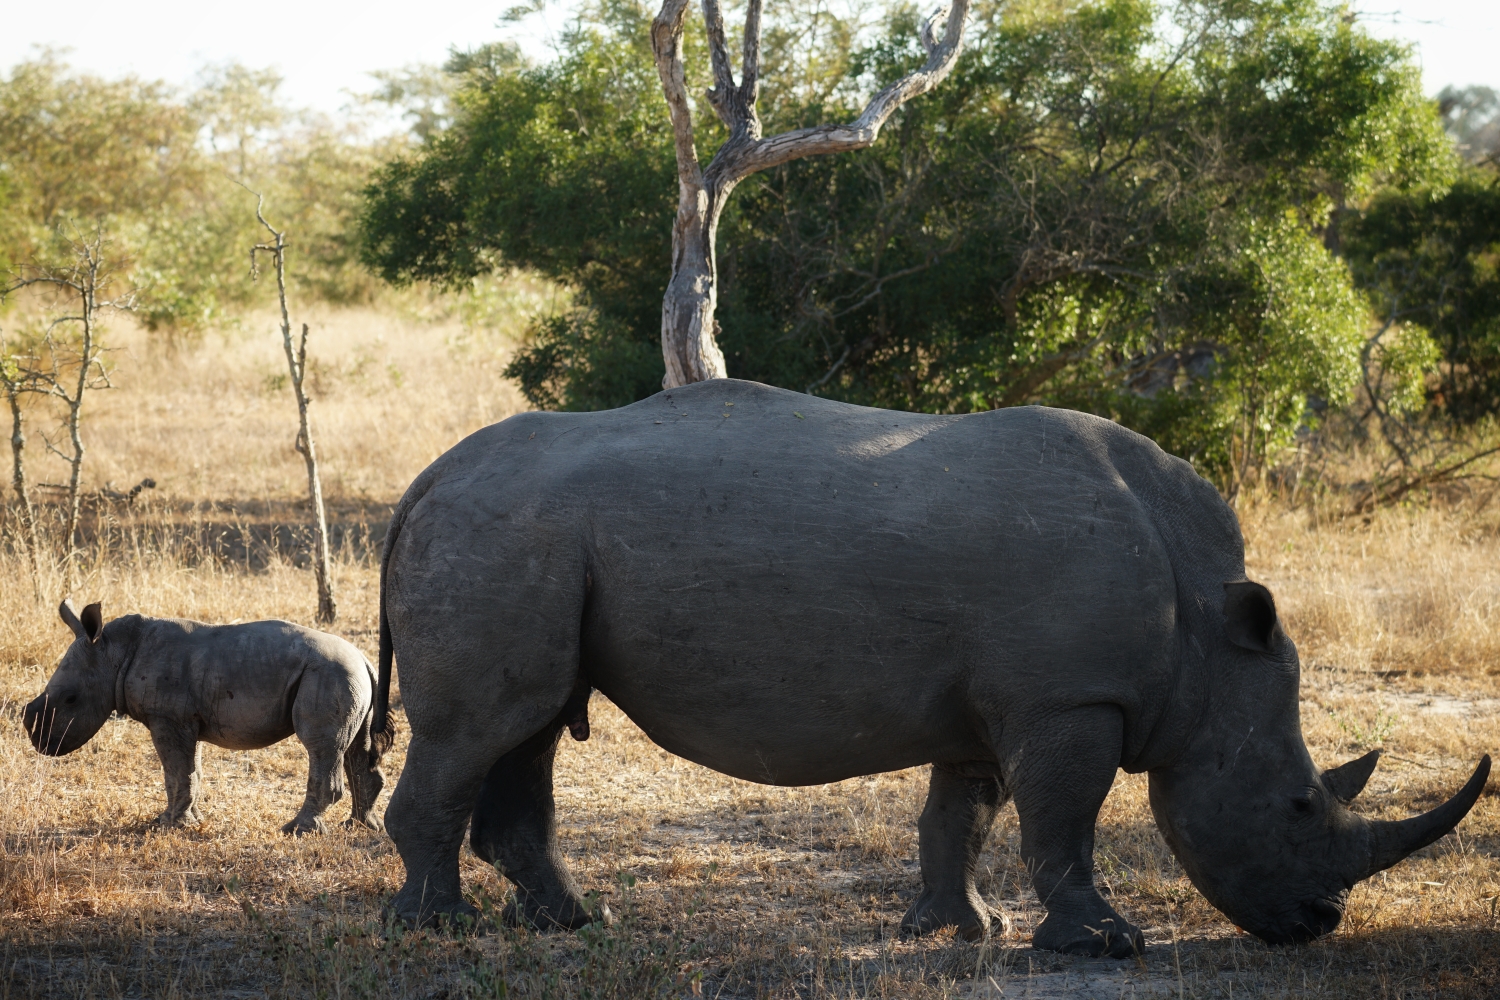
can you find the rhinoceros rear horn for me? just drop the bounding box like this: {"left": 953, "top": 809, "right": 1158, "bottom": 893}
{"left": 1323, "top": 749, "right": 1382, "bottom": 803}
{"left": 1365, "top": 755, "right": 1491, "bottom": 878}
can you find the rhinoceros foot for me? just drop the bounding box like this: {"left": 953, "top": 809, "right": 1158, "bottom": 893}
{"left": 1032, "top": 911, "right": 1143, "bottom": 958}
{"left": 282, "top": 815, "right": 329, "bottom": 836}
{"left": 502, "top": 889, "right": 613, "bottom": 932}
{"left": 386, "top": 886, "right": 480, "bottom": 931}
{"left": 343, "top": 813, "right": 385, "bottom": 833}
{"left": 152, "top": 807, "right": 203, "bottom": 829}
{"left": 900, "top": 887, "right": 997, "bottom": 941}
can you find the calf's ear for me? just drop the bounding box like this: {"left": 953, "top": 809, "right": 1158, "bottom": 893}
{"left": 81, "top": 602, "right": 105, "bottom": 644}
{"left": 59, "top": 600, "right": 87, "bottom": 640}
{"left": 1223, "top": 581, "right": 1282, "bottom": 653}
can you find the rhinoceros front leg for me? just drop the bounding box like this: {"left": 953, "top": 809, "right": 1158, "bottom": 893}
{"left": 901, "top": 762, "right": 1006, "bottom": 940}
{"left": 1010, "top": 705, "right": 1142, "bottom": 958}
{"left": 470, "top": 717, "right": 608, "bottom": 930}
{"left": 148, "top": 721, "right": 204, "bottom": 827}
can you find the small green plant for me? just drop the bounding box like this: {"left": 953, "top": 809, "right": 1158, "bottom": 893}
{"left": 1328, "top": 707, "right": 1399, "bottom": 749}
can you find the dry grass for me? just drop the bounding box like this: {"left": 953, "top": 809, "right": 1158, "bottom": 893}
{"left": 2, "top": 309, "right": 1499, "bottom": 997}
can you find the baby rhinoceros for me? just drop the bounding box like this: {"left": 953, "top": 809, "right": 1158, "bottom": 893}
{"left": 23, "top": 601, "right": 395, "bottom": 834}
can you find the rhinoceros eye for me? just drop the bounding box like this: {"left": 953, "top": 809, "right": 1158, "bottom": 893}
{"left": 63, "top": 694, "right": 79, "bottom": 706}
{"left": 1290, "top": 791, "right": 1315, "bottom": 814}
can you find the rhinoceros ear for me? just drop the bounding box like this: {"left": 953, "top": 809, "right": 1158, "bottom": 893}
{"left": 1223, "top": 581, "right": 1282, "bottom": 653}
{"left": 80, "top": 602, "right": 105, "bottom": 644}
{"left": 59, "top": 599, "right": 87, "bottom": 640}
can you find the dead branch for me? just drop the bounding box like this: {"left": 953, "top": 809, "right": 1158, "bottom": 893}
{"left": 246, "top": 188, "right": 338, "bottom": 624}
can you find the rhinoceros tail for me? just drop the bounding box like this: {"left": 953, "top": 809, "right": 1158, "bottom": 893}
{"left": 368, "top": 690, "right": 398, "bottom": 765}
{"left": 372, "top": 491, "right": 410, "bottom": 741}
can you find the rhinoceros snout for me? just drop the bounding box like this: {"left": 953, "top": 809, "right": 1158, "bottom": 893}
{"left": 1296, "top": 898, "right": 1344, "bottom": 940}
{"left": 22, "top": 695, "right": 70, "bottom": 756}
{"left": 23, "top": 696, "right": 48, "bottom": 748}
{"left": 1260, "top": 897, "right": 1344, "bottom": 945}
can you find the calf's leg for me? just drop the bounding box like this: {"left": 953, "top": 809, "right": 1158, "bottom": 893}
{"left": 285, "top": 737, "right": 346, "bottom": 835}
{"left": 1008, "top": 704, "right": 1142, "bottom": 958}
{"left": 901, "top": 762, "right": 1006, "bottom": 940}
{"left": 285, "top": 686, "right": 353, "bottom": 836}
{"left": 149, "top": 722, "right": 204, "bottom": 827}
{"left": 470, "top": 707, "right": 606, "bottom": 930}
{"left": 343, "top": 716, "right": 387, "bottom": 832}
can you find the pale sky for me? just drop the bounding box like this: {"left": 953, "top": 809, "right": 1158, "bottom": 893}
{"left": 1, "top": 1, "right": 1496, "bottom": 117}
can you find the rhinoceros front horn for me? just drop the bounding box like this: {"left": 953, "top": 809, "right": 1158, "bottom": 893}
{"left": 1364, "top": 755, "right": 1491, "bottom": 879}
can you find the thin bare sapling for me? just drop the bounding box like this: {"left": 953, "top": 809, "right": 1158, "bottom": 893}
{"left": 249, "top": 194, "right": 337, "bottom": 624}
{"left": 1, "top": 337, "right": 46, "bottom": 597}
{"left": 650, "top": 0, "right": 972, "bottom": 386}
{"left": 2, "top": 228, "right": 129, "bottom": 593}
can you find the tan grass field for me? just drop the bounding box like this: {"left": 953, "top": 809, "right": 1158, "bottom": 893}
{"left": 2, "top": 306, "right": 1499, "bottom": 998}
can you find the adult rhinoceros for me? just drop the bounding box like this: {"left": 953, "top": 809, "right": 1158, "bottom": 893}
{"left": 372, "top": 379, "right": 1488, "bottom": 956}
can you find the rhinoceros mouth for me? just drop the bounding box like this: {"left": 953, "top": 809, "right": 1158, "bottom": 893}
{"left": 23, "top": 700, "right": 79, "bottom": 757}
{"left": 1251, "top": 897, "right": 1345, "bottom": 946}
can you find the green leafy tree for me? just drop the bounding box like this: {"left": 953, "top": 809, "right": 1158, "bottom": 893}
{"left": 361, "top": 0, "right": 1453, "bottom": 485}
{"left": 1, "top": 54, "right": 408, "bottom": 337}
{"left": 1344, "top": 170, "right": 1500, "bottom": 423}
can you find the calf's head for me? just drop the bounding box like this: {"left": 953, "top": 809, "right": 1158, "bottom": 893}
{"left": 23, "top": 601, "right": 124, "bottom": 756}
{"left": 1149, "top": 580, "right": 1490, "bottom": 946}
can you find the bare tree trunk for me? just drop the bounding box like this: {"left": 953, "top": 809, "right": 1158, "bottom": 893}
{"left": 253, "top": 198, "right": 337, "bottom": 624}
{"left": 289, "top": 323, "right": 337, "bottom": 625}
{"left": 5, "top": 376, "right": 43, "bottom": 599}
{"left": 651, "top": 0, "right": 970, "bottom": 387}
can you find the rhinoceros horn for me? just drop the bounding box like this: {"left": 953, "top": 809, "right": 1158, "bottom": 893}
{"left": 1364, "top": 755, "right": 1491, "bottom": 879}
{"left": 1323, "top": 749, "right": 1382, "bottom": 803}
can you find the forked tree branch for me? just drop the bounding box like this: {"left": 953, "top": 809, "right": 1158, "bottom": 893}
{"left": 649, "top": 0, "right": 970, "bottom": 387}
{"left": 652, "top": 0, "right": 706, "bottom": 192}
{"left": 655, "top": 0, "right": 970, "bottom": 192}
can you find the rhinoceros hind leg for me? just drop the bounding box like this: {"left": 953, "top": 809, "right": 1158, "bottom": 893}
{"left": 901, "top": 762, "right": 1006, "bottom": 941}
{"left": 1012, "top": 705, "right": 1143, "bottom": 959}
{"left": 385, "top": 727, "right": 505, "bottom": 928}
{"left": 149, "top": 722, "right": 205, "bottom": 827}
{"left": 471, "top": 717, "right": 609, "bottom": 931}
{"left": 284, "top": 705, "right": 351, "bottom": 836}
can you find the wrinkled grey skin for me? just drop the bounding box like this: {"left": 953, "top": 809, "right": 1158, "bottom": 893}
{"left": 372, "top": 379, "right": 1489, "bottom": 953}
{"left": 25, "top": 602, "right": 395, "bottom": 834}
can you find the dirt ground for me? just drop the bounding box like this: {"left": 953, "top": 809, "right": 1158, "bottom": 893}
{"left": 2, "top": 307, "right": 1498, "bottom": 998}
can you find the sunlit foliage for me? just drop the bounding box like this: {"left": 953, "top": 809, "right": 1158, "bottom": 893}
{"left": 0, "top": 54, "right": 405, "bottom": 336}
